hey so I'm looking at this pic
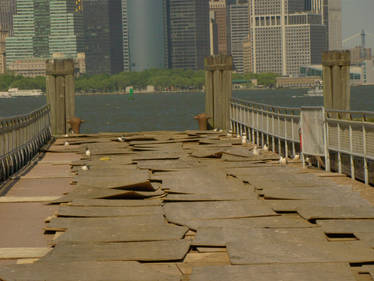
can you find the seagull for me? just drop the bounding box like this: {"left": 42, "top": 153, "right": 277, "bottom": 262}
{"left": 64, "top": 141, "right": 70, "bottom": 146}
{"left": 213, "top": 128, "right": 218, "bottom": 132}
{"left": 81, "top": 165, "right": 89, "bottom": 171}
{"left": 117, "top": 136, "right": 126, "bottom": 142}
{"left": 241, "top": 135, "right": 247, "bottom": 144}
{"left": 85, "top": 148, "right": 91, "bottom": 157}
{"left": 252, "top": 146, "right": 260, "bottom": 156}
{"left": 219, "top": 129, "right": 223, "bottom": 133}
{"left": 64, "top": 134, "right": 69, "bottom": 138}
{"left": 279, "top": 156, "right": 288, "bottom": 166}
{"left": 263, "top": 144, "right": 269, "bottom": 152}
{"left": 293, "top": 154, "right": 300, "bottom": 160}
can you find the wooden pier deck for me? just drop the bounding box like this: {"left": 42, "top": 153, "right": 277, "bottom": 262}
{"left": 1, "top": 130, "right": 374, "bottom": 280}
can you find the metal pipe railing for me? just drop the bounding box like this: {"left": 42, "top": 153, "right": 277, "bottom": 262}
{"left": 231, "top": 98, "right": 374, "bottom": 185}
{"left": 0, "top": 105, "right": 52, "bottom": 183}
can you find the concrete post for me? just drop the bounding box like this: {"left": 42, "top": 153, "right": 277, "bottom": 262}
{"left": 204, "top": 55, "right": 233, "bottom": 130}
{"left": 322, "top": 51, "right": 351, "bottom": 112}
{"left": 46, "top": 59, "right": 75, "bottom": 135}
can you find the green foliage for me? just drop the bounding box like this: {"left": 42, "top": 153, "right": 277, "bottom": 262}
{"left": 0, "top": 74, "right": 46, "bottom": 91}
{"left": 0, "top": 69, "right": 279, "bottom": 93}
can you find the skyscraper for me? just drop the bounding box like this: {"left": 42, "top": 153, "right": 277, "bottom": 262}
{"left": 122, "top": 0, "right": 166, "bottom": 72}
{"left": 0, "top": 0, "right": 16, "bottom": 34}
{"left": 6, "top": 0, "right": 50, "bottom": 67}
{"left": 249, "top": 0, "right": 327, "bottom": 75}
{"left": 229, "top": 0, "right": 249, "bottom": 73}
{"left": 83, "top": 0, "right": 123, "bottom": 75}
{"left": 325, "top": 0, "right": 342, "bottom": 50}
{"left": 49, "top": 0, "right": 85, "bottom": 58}
{"left": 209, "top": 0, "right": 230, "bottom": 55}
{"left": 166, "top": 0, "right": 210, "bottom": 70}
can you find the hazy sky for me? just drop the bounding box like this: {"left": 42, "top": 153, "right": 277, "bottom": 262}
{"left": 342, "top": 0, "right": 374, "bottom": 49}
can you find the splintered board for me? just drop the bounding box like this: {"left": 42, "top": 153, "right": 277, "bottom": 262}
{"left": 164, "top": 200, "right": 277, "bottom": 224}
{"left": 55, "top": 224, "right": 188, "bottom": 243}
{"left": 189, "top": 263, "right": 356, "bottom": 281}
{"left": 163, "top": 192, "right": 257, "bottom": 202}
{"left": 0, "top": 261, "right": 180, "bottom": 281}
{"left": 56, "top": 205, "right": 163, "bottom": 217}
{"left": 40, "top": 240, "right": 190, "bottom": 262}
{"left": 45, "top": 215, "right": 166, "bottom": 232}
{"left": 298, "top": 206, "right": 374, "bottom": 220}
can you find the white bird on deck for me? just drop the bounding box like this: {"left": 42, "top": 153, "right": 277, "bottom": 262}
{"left": 85, "top": 148, "right": 91, "bottom": 157}
{"left": 241, "top": 135, "right": 247, "bottom": 144}
{"left": 81, "top": 165, "right": 89, "bottom": 171}
{"left": 252, "top": 145, "right": 260, "bottom": 156}
{"left": 279, "top": 156, "right": 288, "bottom": 166}
{"left": 117, "top": 136, "right": 126, "bottom": 142}
{"left": 293, "top": 154, "right": 300, "bottom": 160}
{"left": 64, "top": 134, "right": 69, "bottom": 138}
{"left": 64, "top": 141, "right": 70, "bottom": 146}
{"left": 263, "top": 144, "right": 269, "bottom": 152}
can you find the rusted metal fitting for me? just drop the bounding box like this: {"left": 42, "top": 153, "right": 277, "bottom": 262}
{"left": 68, "top": 117, "right": 85, "bottom": 134}
{"left": 194, "top": 113, "right": 211, "bottom": 131}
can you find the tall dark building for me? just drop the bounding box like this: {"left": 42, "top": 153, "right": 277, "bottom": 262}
{"left": 83, "top": 0, "right": 123, "bottom": 75}
{"left": 165, "top": 0, "right": 210, "bottom": 70}
{"left": 0, "top": 0, "right": 16, "bottom": 34}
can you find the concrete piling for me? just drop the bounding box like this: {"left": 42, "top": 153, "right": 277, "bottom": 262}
{"left": 204, "top": 55, "right": 233, "bottom": 130}
{"left": 322, "top": 51, "right": 351, "bottom": 113}
{"left": 46, "top": 59, "right": 75, "bottom": 135}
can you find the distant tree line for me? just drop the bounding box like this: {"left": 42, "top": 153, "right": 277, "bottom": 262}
{"left": 0, "top": 69, "right": 278, "bottom": 93}
{"left": 0, "top": 74, "right": 46, "bottom": 92}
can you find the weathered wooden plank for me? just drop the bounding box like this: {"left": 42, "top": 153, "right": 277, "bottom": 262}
{"left": 186, "top": 215, "right": 313, "bottom": 231}
{"left": 298, "top": 206, "right": 374, "bottom": 220}
{"left": 55, "top": 224, "right": 188, "bottom": 243}
{"left": 189, "top": 263, "right": 356, "bottom": 281}
{"left": 0, "top": 196, "right": 60, "bottom": 203}
{"left": 0, "top": 248, "right": 51, "bottom": 259}
{"left": 41, "top": 240, "right": 190, "bottom": 262}
{"left": 45, "top": 215, "right": 166, "bottom": 232}
{"left": 262, "top": 186, "right": 354, "bottom": 200}
{"left": 57, "top": 205, "right": 163, "bottom": 217}
{"left": 317, "top": 220, "right": 374, "bottom": 234}
{"left": 0, "top": 261, "right": 180, "bottom": 281}
{"left": 163, "top": 192, "right": 257, "bottom": 202}
{"left": 68, "top": 199, "right": 162, "bottom": 207}
{"left": 137, "top": 159, "right": 199, "bottom": 171}
{"left": 164, "top": 201, "right": 277, "bottom": 224}
{"left": 192, "top": 227, "right": 327, "bottom": 247}
{"left": 227, "top": 228, "right": 374, "bottom": 264}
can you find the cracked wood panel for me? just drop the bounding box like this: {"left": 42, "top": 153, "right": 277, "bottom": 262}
{"left": 55, "top": 224, "right": 188, "bottom": 243}
{"left": 40, "top": 240, "right": 191, "bottom": 262}
{"left": 68, "top": 199, "right": 162, "bottom": 207}
{"left": 45, "top": 215, "right": 166, "bottom": 232}
{"left": 186, "top": 215, "right": 314, "bottom": 231}
{"left": 226, "top": 228, "right": 374, "bottom": 264}
{"left": 0, "top": 261, "right": 180, "bottom": 281}
{"left": 57, "top": 205, "right": 163, "bottom": 217}
{"left": 164, "top": 200, "right": 277, "bottom": 224}
{"left": 317, "top": 220, "right": 374, "bottom": 234}
{"left": 189, "top": 263, "right": 356, "bottom": 281}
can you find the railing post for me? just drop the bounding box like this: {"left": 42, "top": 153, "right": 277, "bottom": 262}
{"left": 323, "top": 109, "right": 331, "bottom": 172}
{"left": 349, "top": 124, "right": 355, "bottom": 180}
{"left": 362, "top": 123, "right": 369, "bottom": 185}
{"left": 46, "top": 58, "right": 75, "bottom": 135}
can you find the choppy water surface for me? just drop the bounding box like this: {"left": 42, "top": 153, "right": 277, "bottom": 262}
{"left": 0, "top": 86, "right": 373, "bottom": 133}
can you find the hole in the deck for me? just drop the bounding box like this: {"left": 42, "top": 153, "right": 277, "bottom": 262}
{"left": 325, "top": 233, "right": 358, "bottom": 241}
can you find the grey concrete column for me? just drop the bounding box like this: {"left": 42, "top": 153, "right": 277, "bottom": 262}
{"left": 322, "top": 51, "right": 351, "bottom": 112}
{"left": 204, "top": 55, "right": 233, "bottom": 130}
{"left": 46, "top": 59, "right": 75, "bottom": 135}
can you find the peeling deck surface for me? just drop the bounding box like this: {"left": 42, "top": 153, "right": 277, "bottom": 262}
{"left": 1, "top": 131, "right": 374, "bottom": 280}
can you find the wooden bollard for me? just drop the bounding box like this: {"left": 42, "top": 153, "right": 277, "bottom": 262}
{"left": 205, "top": 55, "right": 233, "bottom": 130}
{"left": 322, "top": 51, "right": 351, "bottom": 114}
{"left": 46, "top": 59, "right": 75, "bottom": 135}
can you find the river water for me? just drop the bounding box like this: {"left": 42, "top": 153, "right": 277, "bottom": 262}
{"left": 0, "top": 86, "right": 373, "bottom": 133}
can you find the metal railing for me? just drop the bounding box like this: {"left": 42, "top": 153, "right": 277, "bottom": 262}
{"left": 325, "top": 110, "right": 374, "bottom": 185}
{"left": 230, "top": 98, "right": 374, "bottom": 185}
{"left": 0, "top": 105, "right": 52, "bottom": 183}
{"left": 230, "top": 98, "right": 301, "bottom": 158}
